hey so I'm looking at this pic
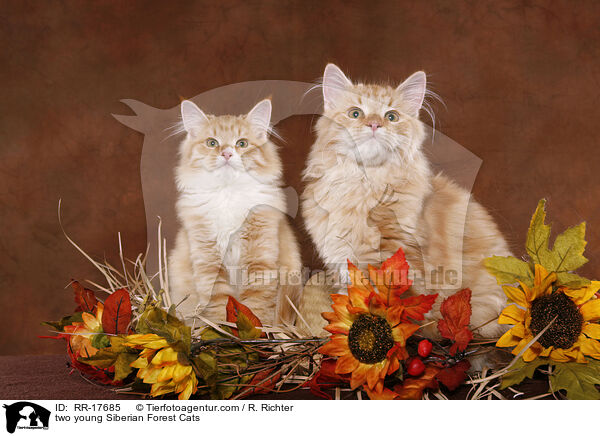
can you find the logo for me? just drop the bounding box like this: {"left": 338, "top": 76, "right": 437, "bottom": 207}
{"left": 2, "top": 402, "right": 50, "bottom": 433}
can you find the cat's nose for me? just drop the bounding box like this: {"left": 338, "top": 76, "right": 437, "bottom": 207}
{"left": 221, "top": 150, "right": 233, "bottom": 160}
{"left": 367, "top": 122, "right": 381, "bottom": 132}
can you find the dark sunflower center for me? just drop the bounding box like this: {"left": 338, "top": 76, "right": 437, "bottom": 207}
{"left": 348, "top": 314, "right": 394, "bottom": 364}
{"left": 529, "top": 291, "right": 583, "bottom": 349}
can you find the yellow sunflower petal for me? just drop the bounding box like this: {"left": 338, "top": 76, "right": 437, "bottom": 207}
{"left": 347, "top": 263, "right": 373, "bottom": 310}
{"left": 496, "top": 326, "right": 523, "bottom": 348}
{"left": 548, "top": 348, "right": 573, "bottom": 362}
{"left": 580, "top": 299, "right": 600, "bottom": 322}
{"left": 579, "top": 337, "right": 600, "bottom": 359}
{"left": 142, "top": 367, "right": 162, "bottom": 384}
{"left": 318, "top": 335, "right": 350, "bottom": 357}
{"left": 503, "top": 285, "right": 528, "bottom": 308}
{"left": 583, "top": 323, "right": 600, "bottom": 339}
{"left": 150, "top": 380, "right": 176, "bottom": 397}
{"left": 350, "top": 364, "right": 369, "bottom": 390}
{"left": 172, "top": 364, "right": 193, "bottom": 383}
{"left": 391, "top": 323, "right": 419, "bottom": 344}
{"left": 151, "top": 348, "right": 178, "bottom": 366}
{"left": 366, "top": 361, "right": 386, "bottom": 391}
{"left": 498, "top": 305, "right": 526, "bottom": 325}
{"left": 81, "top": 312, "right": 102, "bottom": 332}
{"left": 157, "top": 365, "right": 176, "bottom": 382}
{"left": 522, "top": 342, "right": 543, "bottom": 362}
{"left": 335, "top": 353, "right": 359, "bottom": 374}
{"left": 563, "top": 281, "right": 600, "bottom": 306}
{"left": 130, "top": 356, "right": 149, "bottom": 369}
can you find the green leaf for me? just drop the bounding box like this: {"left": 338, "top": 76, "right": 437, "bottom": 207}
{"left": 550, "top": 360, "right": 600, "bottom": 400}
{"left": 136, "top": 304, "right": 191, "bottom": 350}
{"left": 91, "top": 334, "right": 110, "bottom": 349}
{"left": 41, "top": 312, "right": 84, "bottom": 332}
{"left": 484, "top": 256, "right": 534, "bottom": 287}
{"left": 555, "top": 272, "right": 591, "bottom": 288}
{"left": 543, "top": 223, "right": 588, "bottom": 283}
{"left": 524, "top": 199, "right": 588, "bottom": 281}
{"left": 78, "top": 349, "right": 118, "bottom": 368}
{"left": 114, "top": 353, "right": 137, "bottom": 381}
{"left": 236, "top": 312, "right": 262, "bottom": 340}
{"left": 193, "top": 352, "right": 218, "bottom": 382}
{"left": 500, "top": 357, "right": 549, "bottom": 389}
{"left": 525, "top": 199, "right": 551, "bottom": 265}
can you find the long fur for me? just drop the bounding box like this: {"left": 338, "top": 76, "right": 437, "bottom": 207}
{"left": 301, "top": 64, "right": 512, "bottom": 338}
{"left": 169, "top": 100, "right": 302, "bottom": 326}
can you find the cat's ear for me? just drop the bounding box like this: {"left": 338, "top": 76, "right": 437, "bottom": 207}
{"left": 323, "top": 63, "right": 352, "bottom": 110}
{"left": 181, "top": 100, "right": 209, "bottom": 135}
{"left": 246, "top": 99, "right": 272, "bottom": 140}
{"left": 396, "top": 71, "right": 427, "bottom": 117}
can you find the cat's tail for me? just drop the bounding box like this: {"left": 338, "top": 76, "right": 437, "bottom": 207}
{"left": 297, "top": 271, "right": 331, "bottom": 337}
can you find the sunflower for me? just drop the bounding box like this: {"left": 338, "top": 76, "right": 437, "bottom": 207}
{"left": 63, "top": 302, "right": 105, "bottom": 358}
{"left": 319, "top": 262, "right": 420, "bottom": 398}
{"left": 497, "top": 264, "right": 600, "bottom": 362}
{"left": 125, "top": 333, "right": 198, "bottom": 400}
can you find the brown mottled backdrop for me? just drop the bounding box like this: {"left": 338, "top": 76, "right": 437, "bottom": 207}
{"left": 1, "top": 0, "right": 598, "bottom": 355}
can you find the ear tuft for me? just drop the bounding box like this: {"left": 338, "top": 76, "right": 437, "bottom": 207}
{"left": 181, "top": 100, "right": 208, "bottom": 135}
{"left": 322, "top": 63, "right": 352, "bottom": 109}
{"left": 396, "top": 71, "right": 427, "bottom": 117}
{"left": 247, "top": 99, "right": 272, "bottom": 138}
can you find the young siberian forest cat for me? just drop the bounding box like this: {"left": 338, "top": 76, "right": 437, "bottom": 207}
{"left": 168, "top": 99, "right": 302, "bottom": 326}
{"left": 301, "top": 64, "right": 512, "bottom": 339}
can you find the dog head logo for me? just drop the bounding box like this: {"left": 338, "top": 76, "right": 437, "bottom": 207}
{"left": 3, "top": 402, "right": 50, "bottom": 433}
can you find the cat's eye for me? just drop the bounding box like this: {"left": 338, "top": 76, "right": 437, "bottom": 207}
{"left": 206, "top": 138, "right": 219, "bottom": 148}
{"left": 236, "top": 139, "right": 248, "bottom": 148}
{"left": 385, "top": 110, "right": 400, "bottom": 122}
{"left": 347, "top": 107, "right": 364, "bottom": 119}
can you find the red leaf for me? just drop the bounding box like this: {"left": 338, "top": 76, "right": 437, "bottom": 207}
{"left": 71, "top": 280, "right": 97, "bottom": 313}
{"left": 399, "top": 294, "right": 438, "bottom": 322}
{"left": 66, "top": 345, "right": 122, "bottom": 386}
{"left": 394, "top": 365, "right": 440, "bottom": 399}
{"left": 435, "top": 359, "right": 471, "bottom": 391}
{"left": 368, "top": 247, "right": 412, "bottom": 305}
{"left": 226, "top": 296, "right": 264, "bottom": 337}
{"left": 305, "top": 358, "right": 349, "bottom": 400}
{"left": 101, "top": 289, "right": 131, "bottom": 335}
{"left": 437, "top": 288, "right": 473, "bottom": 355}
{"left": 236, "top": 368, "right": 281, "bottom": 399}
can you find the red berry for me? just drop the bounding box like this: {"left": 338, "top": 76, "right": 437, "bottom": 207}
{"left": 407, "top": 357, "right": 425, "bottom": 376}
{"left": 418, "top": 339, "right": 433, "bottom": 358}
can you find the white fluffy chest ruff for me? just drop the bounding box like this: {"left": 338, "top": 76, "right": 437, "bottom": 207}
{"left": 178, "top": 169, "right": 283, "bottom": 272}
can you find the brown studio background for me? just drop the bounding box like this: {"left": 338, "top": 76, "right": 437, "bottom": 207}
{"left": 1, "top": 0, "right": 599, "bottom": 356}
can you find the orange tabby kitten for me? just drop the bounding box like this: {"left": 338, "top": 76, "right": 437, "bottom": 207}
{"left": 301, "top": 64, "right": 512, "bottom": 338}
{"left": 169, "top": 99, "right": 302, "bottom": 325}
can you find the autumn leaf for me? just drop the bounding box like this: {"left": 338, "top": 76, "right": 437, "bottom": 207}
{"left": 435, "top": 359, "right": 470, "bottom": 391}
{"left": 500, "top": 357, "right": 547, "bottom": 389}
{"left": 101, "top": 289, "right": 132, "bottom": 335}
{"left": 236, "top": 368, "right": 281, "bottom": 399}
{"left": 367, "top": 247, "right": 412, "bottom": 305}
{"left": 525, "top": 199, "right": 589, "bottom": 287}
{"left": 306, "top": 358, "right": 349, "bottom": 400}
{"left": 550, "top": 360, "right": 600, "bottom": 400}
{"left": 483, "top": 256, "right": 534, "bottom": 287}
{"left": 226, "top": 296, "right": 264, "bottom": 338}
{"left": 397, "top": 294, "right": 438, "bottom": 323}
{"left": 394, "top": 365, "right": 440, "bottom": 399}
{"left": 71, "top": 280, "right": 97, "bottom": 313}
{"left": 437, "top": 288, "right": 473, "bottom": 355}
{"left": 226, "top": 296, "right": 262, "bottom": 327}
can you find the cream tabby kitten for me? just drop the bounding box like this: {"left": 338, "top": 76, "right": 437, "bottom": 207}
{"left": 301, "top": 64, "right": 512, "bottom": 338}
{"left": 169, "top": 99, "right": 302, "bottom": 325}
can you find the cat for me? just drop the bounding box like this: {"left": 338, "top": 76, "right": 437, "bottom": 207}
{"left": 301, "top": 63, "right": 512, "bottom": 339}
{"left": 168, "top": 99, "right": 302, "bottom": 326}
